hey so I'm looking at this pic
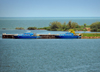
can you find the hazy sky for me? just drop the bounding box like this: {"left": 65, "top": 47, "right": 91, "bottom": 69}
{"left": 0, "top": 0, "right": 100, "bottom": 17}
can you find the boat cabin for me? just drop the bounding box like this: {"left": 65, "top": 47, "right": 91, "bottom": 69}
{"left": 18, "top": 33, "right": 34, "bottom": 36}
{"left": 60, "top": 32, "right": 74, "bottom": 36}
{"left": 65, "top": 32, "right": 74, "bottom": 35}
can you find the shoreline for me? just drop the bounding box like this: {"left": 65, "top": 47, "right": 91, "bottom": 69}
{"left": 81, "top": 33, "right": 100, "bottom": 39}
{"left": 81, "top": 36, "right": 100, "bottom": 39}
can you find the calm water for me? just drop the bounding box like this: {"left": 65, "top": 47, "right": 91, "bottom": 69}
{"left": 0, "top": 30, "right": 100, "bottom": 72}
{"left": 0, "top": 17, "right": 100, "bottom": 29}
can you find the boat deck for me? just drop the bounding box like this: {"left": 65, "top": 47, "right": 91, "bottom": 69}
{"left": 2, "top": 33, "right": 58, "bottom": 39}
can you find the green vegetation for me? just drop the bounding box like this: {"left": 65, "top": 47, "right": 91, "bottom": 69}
{"left": 26, "top": 21, "right": 88, "bottom": 31}
{"left": 84, "top": 23, "right": 86, "bottom": 28}
{"left": 49, "top": 21, "right": 62, "bottom": 31}
{"left": 15, "top": 27, "right": 24, "bottom": 30}
{"left": 47, "top": 21, "right": 80, "bottom": 31}
{"left": 27, "top": 27, "right": 37, "bottom": 30}
{"left": 26, "top": 21, "right": 91, "bottom": 31}
{"left": 47, "top": 21, "right": 89, "bottom": 31}
{"left": 90, "top": 22, "right": 100, "bottom": 32}
{"left": 38, "top": 27, "right": 50, "bottom": 30}
{"left": 81, "top": 33, "right": 100, "bottom": 37}
{"left": 16, "top": 21, "right": 100, "bottom": 32}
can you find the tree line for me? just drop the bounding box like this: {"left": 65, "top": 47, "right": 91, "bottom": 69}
{"left": 15, "top": 21, "right": 100, "bottom": 32}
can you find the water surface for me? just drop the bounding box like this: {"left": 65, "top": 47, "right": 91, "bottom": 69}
{"left": 0, "top": 17, "right": 100, "bottom": 29}
{"left": 0, "top": 30, "right": 100, "bottom": 72}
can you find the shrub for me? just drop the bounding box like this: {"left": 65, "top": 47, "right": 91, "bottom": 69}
{"left": 15, "top": 27, "right": 24, "bottom": 30}
{"left": 83, "top": 29, "right": 87, "bottom": 31}
{"left": 49, "top": 21, "right": 62, "bottom": 31}
{"left": 90, "top": 22, "right": 100, "bottom": 32}
{"left": 91, "top": 28, "right": 97, "bottom": 32}
{"left": 97, "top": 29, "right": 100, "bottom": 32}
{"left": 27, "top": 27, "right": 37, "bottom": 30}
{"left": 71, "top": 22, "right": 80, "bottom": 28}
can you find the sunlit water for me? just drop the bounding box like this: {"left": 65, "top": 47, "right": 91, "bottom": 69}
{"left": 0, "top": 30, "right": 100, "bottom": 72}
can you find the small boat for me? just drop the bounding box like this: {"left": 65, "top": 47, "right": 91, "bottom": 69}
{"left": 55, "top": 32, "right": 81, "bottom": 39}
{"left": 14, "top": 32, "right": 41, "bottom": 39}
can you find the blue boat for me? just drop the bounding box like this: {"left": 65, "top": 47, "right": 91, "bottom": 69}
{"left": 14, "top": 33, "right": 41, "bottom": 39}
{"left": 55, "top": 32, "right": 81, "bottom": 39}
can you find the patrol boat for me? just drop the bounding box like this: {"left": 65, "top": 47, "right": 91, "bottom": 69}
{"left": 55, "top": 32, "right": 81, "bottom": 39}
{"left": 14, "top": 32, "right": 40, "bottom": 39}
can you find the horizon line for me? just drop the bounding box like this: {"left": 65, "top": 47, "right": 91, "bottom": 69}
{"left": 0, "top": 17, "right": 100, "bottom": 18}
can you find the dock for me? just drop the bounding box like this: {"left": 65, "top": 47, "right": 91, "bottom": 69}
{"left": 2, "top": 33, "right": 58, "bottom": 39}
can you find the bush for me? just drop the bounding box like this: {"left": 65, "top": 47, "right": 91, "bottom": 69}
{"left": 97, "top": 29, "right": 100, "bottom": 32}
{"left": 49, "top": 21, "right": 62, "bottom": 31}
{"left": 74, "top": 28, "right": 84, "bottom": 31}
{"left": 90, "top": 22, "right": 100, "bottom": 32}
{"left": 43, "top": 27, "right": 50, "bottom": 30}
{"left": 15, "top": 27, "right": 24, "bottom": 30}
{"left": 27, "top": 27, "right": 37, "bottom": 30}
{"left": 83, "top": 29, "right": 87, "bottom": 31}
{"left": 71, "top": 22, "right": 80, "bottom": 28}
{"left": 91, "top": 28, "right": 97, "bottom": 32}
{"left": 66, "top": 21, "right": 80, "bottom": 29}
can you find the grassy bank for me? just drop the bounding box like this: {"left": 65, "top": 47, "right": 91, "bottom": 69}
{"left": 81, "top": 33, "right": 100, "bottom": 37}
{"left": 81, "top": 33, "right": 100, "bottom": 39}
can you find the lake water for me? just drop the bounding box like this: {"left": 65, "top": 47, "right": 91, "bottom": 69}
{"left": 0, "top": 17, "right": 100, "bottom": 29}
{"left": 0, "top": 30, "right": 100, "bottom": 72}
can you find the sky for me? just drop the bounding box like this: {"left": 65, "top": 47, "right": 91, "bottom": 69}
{"left": 0, "top": 0, "right": 100, "bottom": 17}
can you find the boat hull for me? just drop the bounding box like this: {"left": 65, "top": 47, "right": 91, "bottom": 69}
{"left": 14, "top": 36, "right": 40, "bottom": 39}
{"left": 55, "top": 35, "right": 81, "bottom": 39}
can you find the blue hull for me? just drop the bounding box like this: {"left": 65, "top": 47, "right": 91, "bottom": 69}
{"left": 14, "top": 36, "right": 40, "bottom": 39}
{"left": 55, "top": 35, "right": 81, "bottom": 39}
